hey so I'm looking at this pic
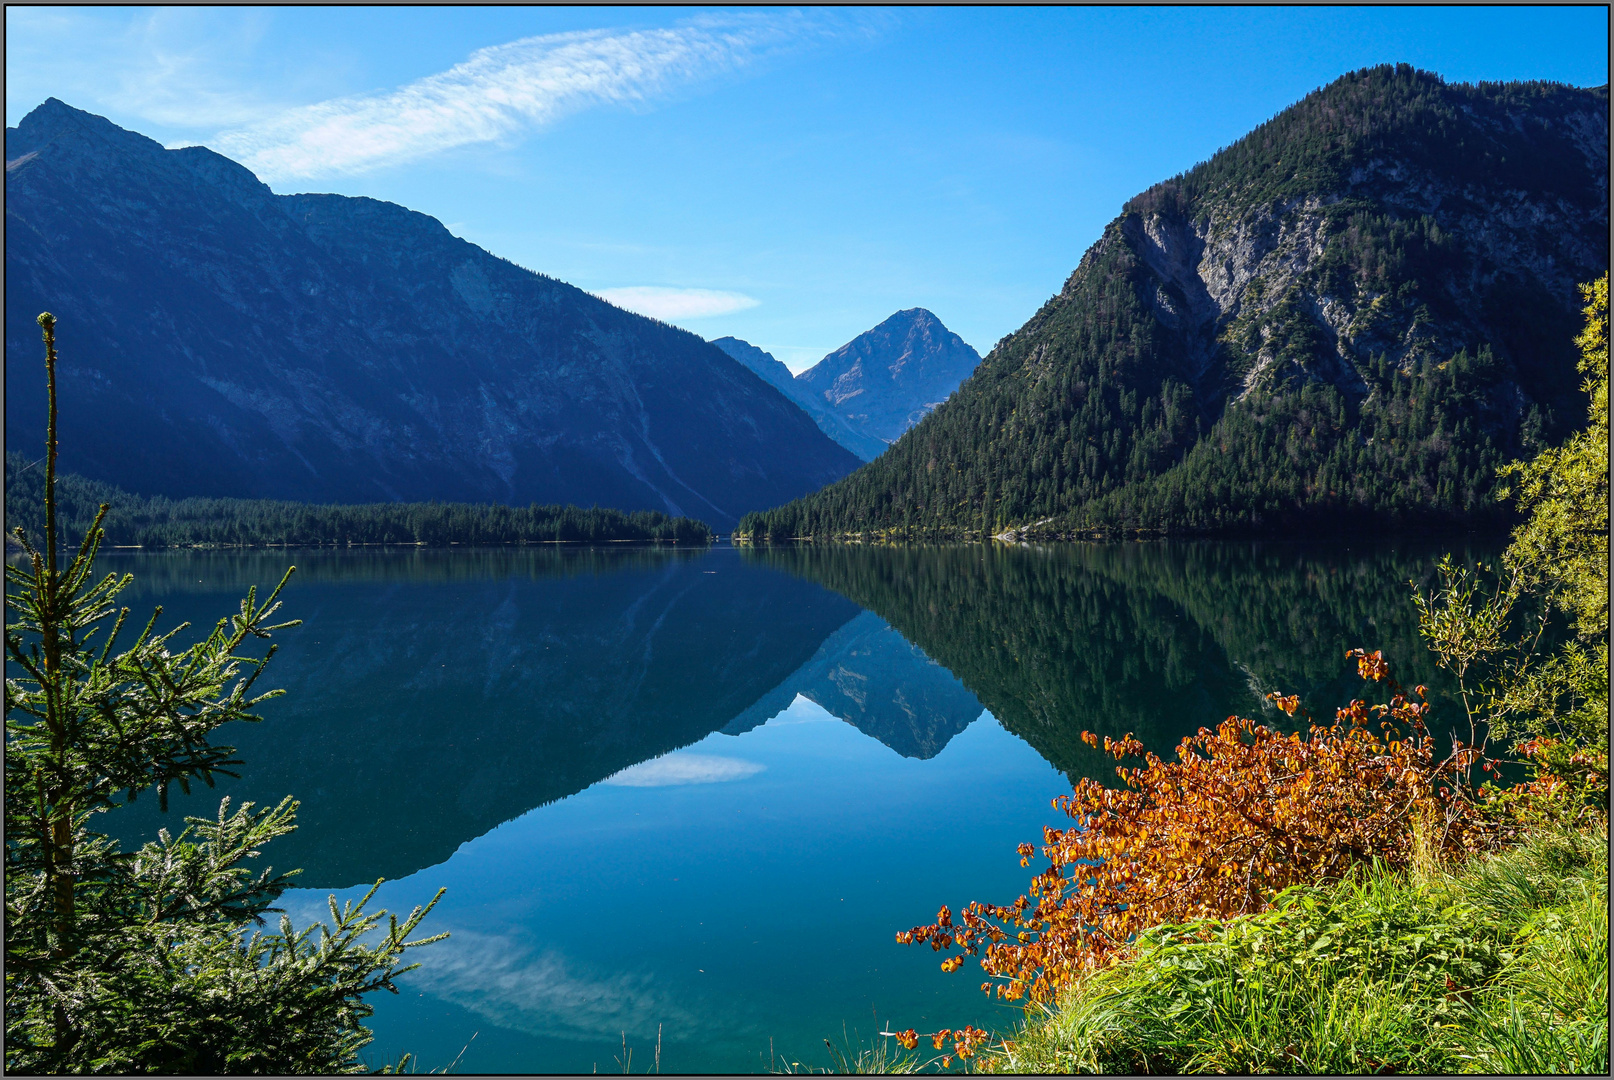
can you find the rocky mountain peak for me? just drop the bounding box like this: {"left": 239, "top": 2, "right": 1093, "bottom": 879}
{"left": 709, "top": 336, "right": 890, "bottom": 462}
{"left": 8, "top": 97, "right": 160, "bottom": 159}
{"left": 796, "top": 307, "right": 982, "bottom": 444}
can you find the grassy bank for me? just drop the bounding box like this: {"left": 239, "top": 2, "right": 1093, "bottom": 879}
{"left": 990, "top": 825, "right": 1607, "bottom": 1075}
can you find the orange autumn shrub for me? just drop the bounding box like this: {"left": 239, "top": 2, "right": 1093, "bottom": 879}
{"left": 898, "top": 649, "right": 1498, "bottom": 1006}
{"left": 1484, "top": 732, "right": 1609, "bottom": 830}
{"left": 888, "top": 1024, "right": 992, "bottom": 1069}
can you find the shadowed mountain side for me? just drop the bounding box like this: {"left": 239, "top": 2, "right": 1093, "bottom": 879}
{"left": 103, "top": 549, "right": 862, "bottom": 887}
{"left": 5, "top": 101, "right": 858, "bottom": 528}
{"left": 711, "top": 337, "right": 890, "bottom": 462}
{"left": 720, "top": 611, "right": 985, "bottom": 758}
{"left": 744, "top": 541, "right": 1498, "bottom": 784}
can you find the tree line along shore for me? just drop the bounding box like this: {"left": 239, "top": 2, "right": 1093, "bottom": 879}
{"left": 3, "top": 452, "right": 714, "bottom": 548}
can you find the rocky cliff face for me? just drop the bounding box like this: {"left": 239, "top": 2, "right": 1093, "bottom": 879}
{"left": 710, "top": 335, "right": 890, "bottom": 460}
{"left": 1110, "top": 162, "right": 1605, "bottom": 415}
{"left": 796, "top": 308, "right": 982, "bottom": 445}
{"left": 1123, "top": 70, "right": 1605, "bottom": 419}
{"left": 5, "top": 100, "right": 858, "bottom": 528}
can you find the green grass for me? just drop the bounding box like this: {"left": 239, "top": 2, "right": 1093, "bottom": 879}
{"left": 768, "top": 1027, "right": 926, "bottom": 1075}
{"left": 991, "top": 826, "right": 1608, "bottom": 1075}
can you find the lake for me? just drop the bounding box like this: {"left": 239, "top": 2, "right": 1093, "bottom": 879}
{"left": 100, "top": 539, "right": 1495, "bottom": 1073}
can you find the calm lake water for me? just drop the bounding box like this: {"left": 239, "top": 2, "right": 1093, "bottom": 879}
{"left": 99, "top": 539, "right": 1496, "bottom": 1073}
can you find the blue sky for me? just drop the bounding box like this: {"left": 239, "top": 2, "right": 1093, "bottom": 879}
{"left": 7, "top": 6, "right": 1608, "bottom": 372}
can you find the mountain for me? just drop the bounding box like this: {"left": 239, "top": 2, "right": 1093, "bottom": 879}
{"left": 711, "top": 335, "right": 800, "bottom": 396}
{"left": 796, "top": 308, "right": 983, "bottom": 445}
{"left": 710, "top": 336, "right": 889, "bottom": 460}
{"left": 739, "top": 67, "right": 1609, "bottom": 539}
{"left": 4, "top": 100, "right": 859, "bottom": 531}
{"left": 711, "top": 308, "right": 982, "bottom": 461}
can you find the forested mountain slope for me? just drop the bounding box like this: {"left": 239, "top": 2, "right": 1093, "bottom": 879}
{"left": 739, "top": 66, "right": 1609, "bottom": 539}
{"left": 5, "top": 100, "right": 858, "bottom": 531}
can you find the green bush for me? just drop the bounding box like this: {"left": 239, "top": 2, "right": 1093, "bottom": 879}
{"left": 995, "top": 827, "right": 1607, "bottom": 1075}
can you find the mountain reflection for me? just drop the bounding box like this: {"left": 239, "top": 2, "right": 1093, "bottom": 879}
{"left": 103, "top": 539, "right": 1496, "bottom": 890}
{"left": 744, "top": 540, "right": 1495, "bottom": 782}
{"left": 107, "top": 548, "right": 862, "bottom": 887}
{"left": 722, "top": 611, "right": 984, "bottom": 758}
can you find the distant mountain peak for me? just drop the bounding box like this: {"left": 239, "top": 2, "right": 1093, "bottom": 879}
{"left": 795, "top": 309, "right": 982, "bottom": 443}
{"left": 710, "top": 335, "right": 889, "bottom": 461}
{"left": 880, "top": 306, "right": 940, "bottom": 327}
{"left": 711, "top": 335, "right": 784, "bottom": 370}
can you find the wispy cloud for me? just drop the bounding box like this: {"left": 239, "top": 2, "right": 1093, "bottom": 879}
{"left": 212, "top": 14, "right": 831, "bottom": 182}
{"left": 601, "top": 752, "right": 765, "bottom": 787}
{"left": 263, "top": 907, "right": 716, "bottom": 1041}
{"left": 5, "top": 8, "right": 341, "bottom": 131}
{"left": 594, "top": 286, "right": 760, "bottom": 320}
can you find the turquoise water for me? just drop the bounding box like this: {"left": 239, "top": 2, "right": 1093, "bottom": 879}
{"left": 101, "top": 539, "right": 1495, "bottom": 1073}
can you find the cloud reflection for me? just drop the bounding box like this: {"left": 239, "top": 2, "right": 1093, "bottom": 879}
{"left": 412, "top": 930, "right": 702, "bottom": 1041}
{"left": 601, "top": 753, "right": 765, "bottom": 787}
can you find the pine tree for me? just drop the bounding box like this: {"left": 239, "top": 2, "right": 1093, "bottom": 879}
{"left": 5, "top": 313, "right": 445, "bottom": 1074}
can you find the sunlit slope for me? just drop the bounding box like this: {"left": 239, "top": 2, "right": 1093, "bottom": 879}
{"left": 740, "top": 66, "right": 1609, "bottom": 538}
